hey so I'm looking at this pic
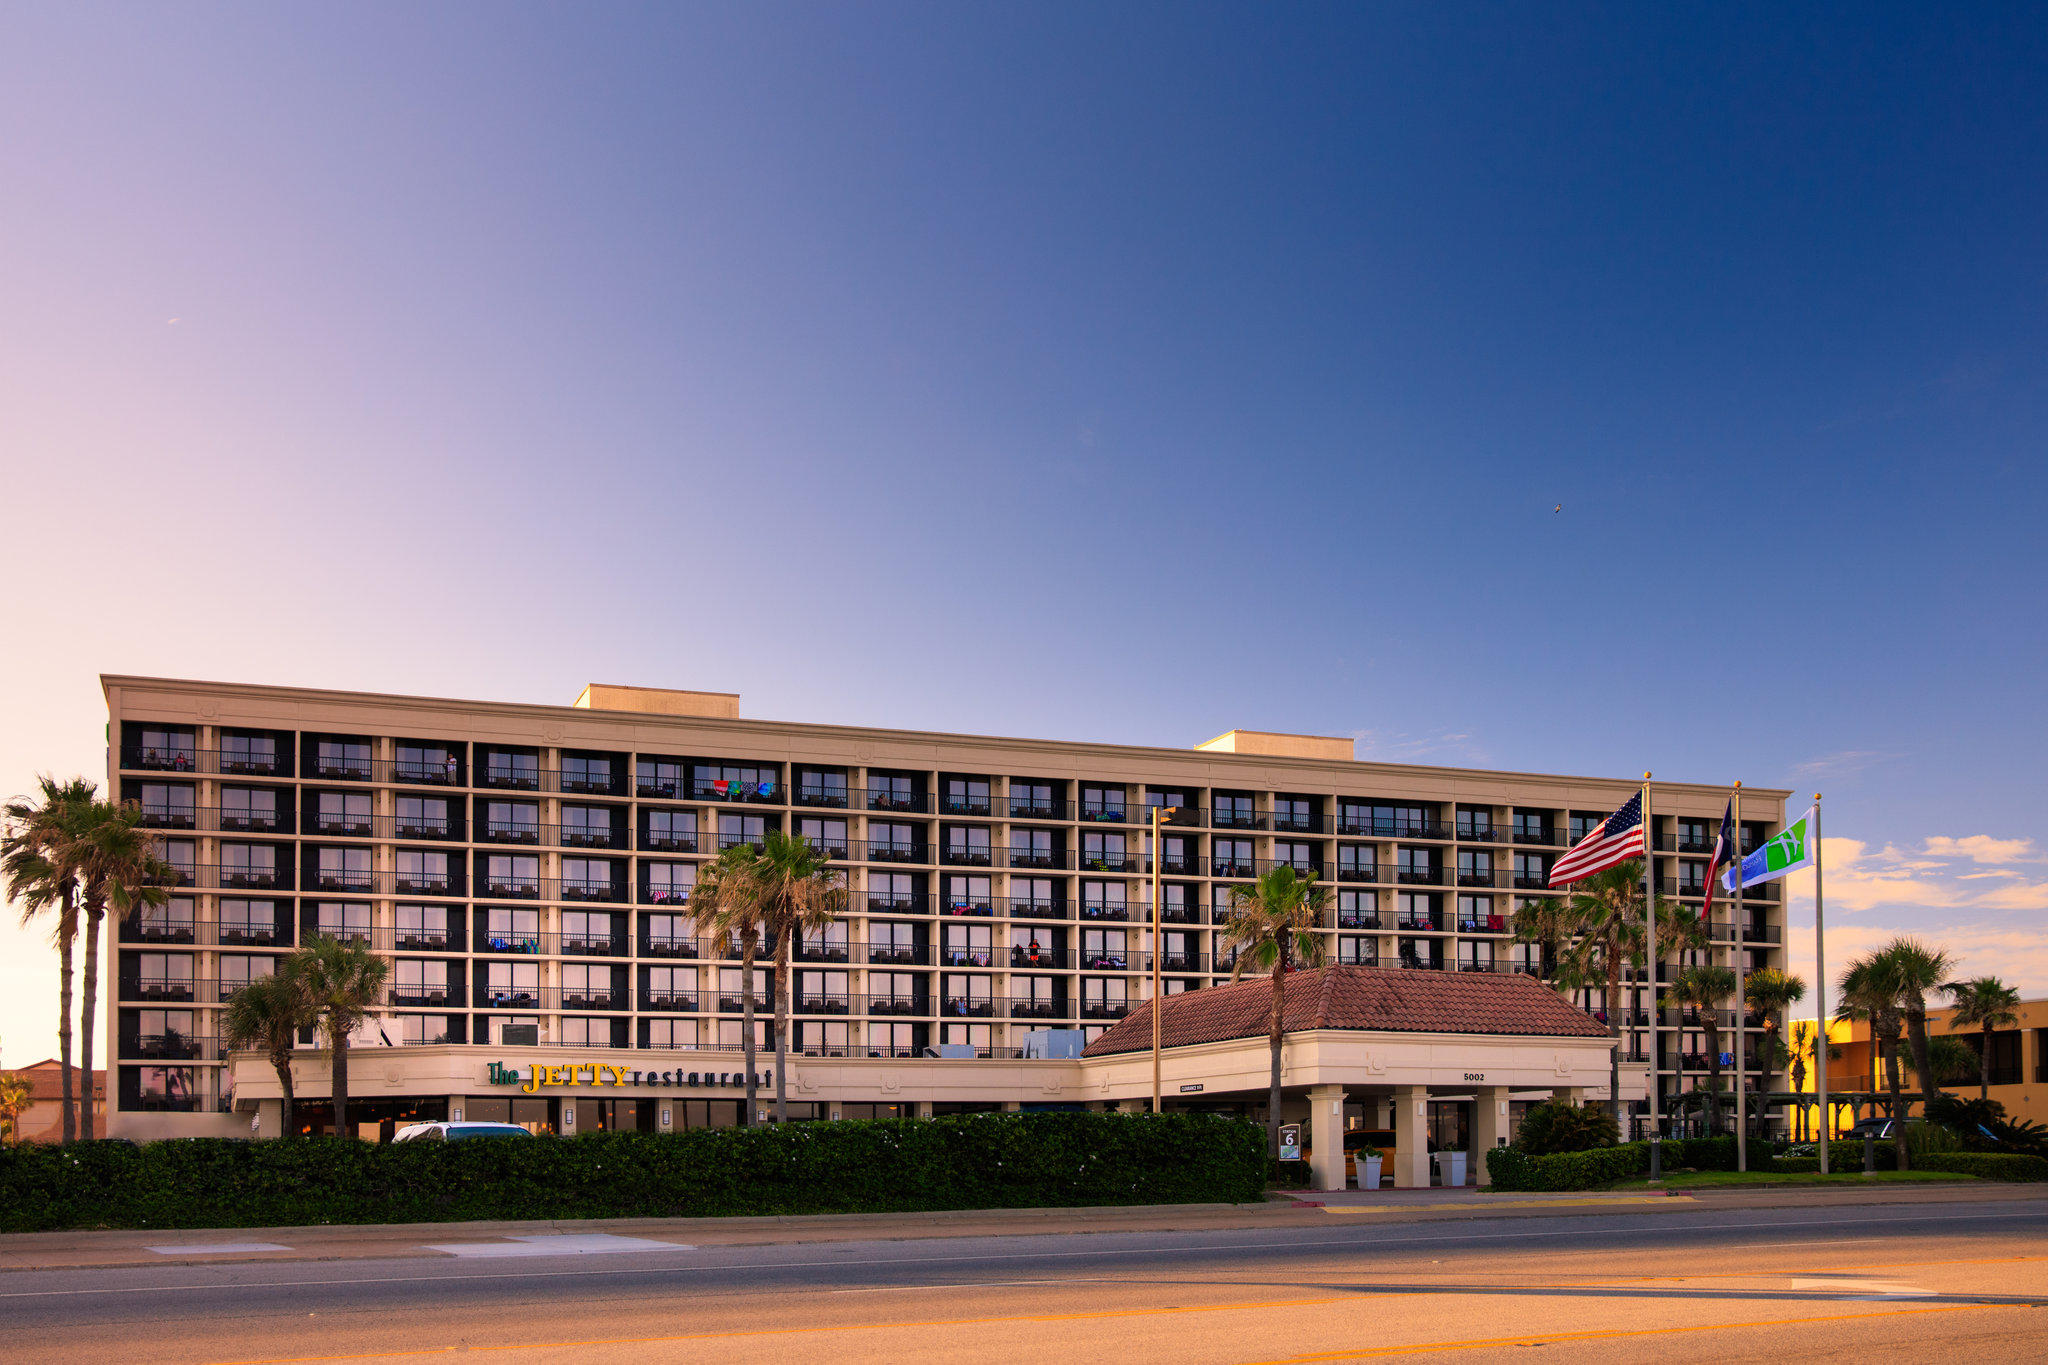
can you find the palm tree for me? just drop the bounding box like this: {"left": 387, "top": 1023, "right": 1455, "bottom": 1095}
{"left": 1220, "top": 866, "right": 1328, "bottom": 1158}
{"left": 220, "top": 966, "right": 319, "bottom": 1137}
{"left": 67, "top": 799, "right": 175, "bottom": 1139}
{"left": 1671, "top": 964, "right": 1738, "bottom": 1134}
{"left": 1876, "top": 937, "right": 1955, "bottom": 1117}
{"left": 686, "top": 846, "right": 769, "bottom": 1125}
{"left": 1512, "top": 861, "right": 1665, "bottom": 1124}
{"left": 3, "top": 776, "right": 95, "bottom": 1143}
{"left": 1837, "top": 953, "right": 1911, "bottom": 1170}
{"left": 1945, "top": 976, "right": 2022, "bottom": 1101}
{"left": 1924, "top": 1034, "right": 1982, "bottom": 1091}
{"left": 751, "top": 831, "right": 848, "bottom": 1123}
{"left": 1743, "top": 967, "right": 1806, "bottom": 1134}
{"left": 293, "top": 934, "right": 390, "bottom": 1138}
{"left": 0, "top": 1071, "right": 30, "bottom": 1142}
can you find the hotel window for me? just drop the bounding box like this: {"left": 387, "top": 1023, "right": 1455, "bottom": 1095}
{"left": 1081, "top": 929, "right": 1129, "bottom": 968}
{"left": 798, "top": 922, "right": 849, "bottom": 961}
{"left": 220, "top": 899, "right": 275, "bottom": 944}
{"left": 562, "top": 910, "right": 616, "bottom": 952}
{"left": 1337, "top": 845, "right": 1376, "bottom": 880}
{"left": 945, "top": 826, "right": 992, "bottom": 864}
{"left": 943, "top": 778, "right": 990, "bottom": 816}
{"left": 1397, "top": 893, "right": 1437, "bottom": 931}
{"left": 1158, "top": 930, "right": 1196, "bottom": 970}
{"left": 395, "top": 744, "right": 456, "bottom": 784}
{"left": 1675, "top": 819, "right": 1711, "bottom": 853}
{"left": 1213, "top": 793, "right": 1256, "bottom": 828}
{"left": 1011, "top": 828, "right": 1056, "bottom": 868}
{"left": 395, "top": 796, "right": 449, "bottom": 837}
{"left": 797, "top": 970, "right": 849, "bottom": 1009}
{"left": 562, "top": 754, "right": 616, "bottom": 794}
{"left": 220, "top": 955, "right": 273, "bottom": 989}
{"left": 560, "top": 1017, "right": 608, "bottom": 1047}
{"left": 647, "top": 966, "right": 695, "bottom": 1007}
{"left": 1569, "top": 811, "right": 1606, "bottom": 843}
{"left": 943, "top": 875, "right": 992, "bottom": 912}
{"left": 316, "top": 792, "right": 372, "bottom": 835}
{"left": 395, "top": 903, "right": 448, "bottom": 948}
{"left": 796, "top": 817, "right": 847, "bottom": 855}
{"left": 220, "top": 843, "right": 279, "bottom": 888}
{"left": 562, "top": 964, "right": 612, "bottom": 1006}
{"left": 795, "top": 769, "right": 847, "bottom": 806}
{"left": 866, "top": 872, "right": 917, "bottom": 911}
{"left": 646, "top": 809, "right": 696, "bottom": 851}
{"left": 1079, "top": 785, "right": 1125, "bottom": 821}
{"left": 485, "top": 750, "right": 540, "bottom": 789}
{"left": 561, "top": 806, "right": 613, "bottom": 846}
{"left": 1397, "top": 937, "right": 1438, "bottom": 970}
{"left": 220, "top": 787, "right": 277, "bottom": 830}
{"left": 1273, "top": 797, "right": 1313, "bottom": 831}
{"left": 868, "top": 921, "right": 917, "bottom": 963}
{"left": 865, "top": 1022, "right": 916, "bottom": 1057}
{"left": 1080, "top": 880, "right": 1127, "bottom": 919}
{"left": 1513, "top": 810, "right": 1553, "bottom": 842}
{"left": 797, "top": 1021, "right": 854, "bottom": 1056}
{"left": 1337, "top": 890, "right": 1376, "bottom": 930}
{"left": 486, "top": 802, "right": 540, "bottom": 841}
{"left": 1677, "top": 860, "right": 1707, "bottom": 895}
{"left": 645, "top": 862, "right": 695, "bottom": 906}
{"left": 393, "top": 959, "right": 449, "bottom": 1003}
{"left": 1016, "top": 975, "right": 1059, "bottom": 1008}
{"left": 486, "top": 962, "right": 540, "bottom": 1005}
{"left": 485, "top": 908, "right": 539, "bottom": 951}
{"left": 1080, "top": 832, "right": 1127, "bottom": 869}
{"left": 135, "top": 727, "right": 196, "bottom": 768}
{"left": 645, "top": 913, "right": 693, "bottom": 954}
{"left": 1457, "top": 895, "right": 1494, "bottom": 932}
{"left": 717, "top": 1018, "right": 768, "bottom": 1048}
{"left": 315, "top": 739, "right": 371, "bottom": 780}
{"left": 561, "top": 858, "right": 616, "bottom": 899}
{"left": 395, "top": 849, "right": 450, "bottom": 893}
{"left": 1146, "top": 881, "right": 1194, "bottom": 921}
{"left": 1457, "top": 940, "right": 1495, "bottom": 972}
{"left": 648, "top": 1019, "right": 698, "bottom": 1049}
{"left": 220, "top": 732, "right": 277, "bottom": 774}
{"left": 1011, "top": 876, "right": 1056, "bottom": 913}
{"left": 1212, "top": 883, "right": 1245, "bottom": 923}
{"left": 1081, "top": 977, "right": 1129, "bottom": 1014}
{"left": 1338, "top": 936, "right": 1375, "bottom": 966}
{"left": 941, "top": 975, "right": 993, "bottom": 1015}
{"left": 1273, "top": 841, "right": 1316, "bottom": 874}
{"left": 871, "top": 971, "right": 918, "bottom": 1005}
{"left": 943, "top": 924, "right": 992, "bottom": 967}
{"left": 868, "top": 822, "right": 917, "bottom": 859}
{"left": 397, "top": 1015, "right": 452, "bottom": 1044}
{"left": 137, "top": 896, "right": 195, "bottom": 940}
{"left": 139, "top": 783, "right": 195, "bottom": 826}
{"left": 135, "top": 953, "right": 193, "bottom": 996}
{"left": 1457, "top": 850, "right": 1494, "bottom": 885}
{"left": 637, "top": 758, "right": 686, "bottom": 798}
{"left": 867, "top": 773, "right": 915, "bottom": 811}
{"left": 940, "top": 1023, "right": 991, "bottom": 1051}
{"left": 487, "top": 855, "right": 540, "bottom": 895}
{"left": 695, "top": 764, "right": 777, "bottom": 799}
{"left": 136, "top": 1066, "right": 197, "bottom": 1108}
{"left": 719, "top": 967, "right": 768, "bottom": 1009}
{"left": 1212, "top": 838, "right": 1254, "bottom": 876}
{"left": 1509, "top": 942, "right": 1542, "bottom": 976}
{"left": 315, "top": 902, "right": 371, "bottom": 942}
{"left": 1457, "top": 807, "right": 1493, "bottom": 839}
{"left": 1146, "top": 832, "right": 1193, "bottom": 871}
{"left": 135, "top": 1008, "right": 196, "bottom": 1054}
{"left": 1010, "top": 928, "right": 1055, "bottom": 965}
{"left": 313, "top": 846, "right": 367, "bottom": 891}
{"left": 1011, "top": 780, "right": 1056, "bottom": 817}
{"left": 1513, "top": 853, "right": 1551, "bottom": 887}
{"left": 1147, "top": 788, "right": 1192, "bottom": 812}
{"left": 159, "top": 839, "right": 195, "bottom": 881}
{"left": 1396, "top": 847, "right": 1436, "bottom": 883}
{"left": 717, "top": 813, "right": 768, "bottom": 850}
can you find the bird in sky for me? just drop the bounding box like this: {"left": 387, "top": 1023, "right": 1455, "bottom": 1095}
{"left": 1554, "top": 504, "right": 1562, "bottom": 513}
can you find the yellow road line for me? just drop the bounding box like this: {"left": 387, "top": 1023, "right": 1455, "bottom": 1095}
{"left": 1321, "top": 1196, "right": 1689, "bottom": 1212}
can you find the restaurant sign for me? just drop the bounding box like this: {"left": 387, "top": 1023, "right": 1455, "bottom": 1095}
{"left": 486, "top": 1062, "right": 771, "bottom": 1094}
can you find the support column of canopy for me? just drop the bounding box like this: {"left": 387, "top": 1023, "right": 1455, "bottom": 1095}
{"left": 1307, "top": 1083, "right": 1348, "bottom": 1192}
{"left": 1392, "top": 1085, "right": 1431, "bottom": 1188}
{"left": 1472, "top": 1086, "right": 1511, "bottom": 1187}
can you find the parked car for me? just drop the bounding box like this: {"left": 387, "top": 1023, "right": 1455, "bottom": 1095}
{"left": 1845, "top": 1117, "right": 1893, "bottom": 1141}
{"left": 392, "top": 1122, "right": 535, "bottom": 1143}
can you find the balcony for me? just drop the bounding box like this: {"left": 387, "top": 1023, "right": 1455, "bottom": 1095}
{"left": 941, "top": 996, "right": 996, "bottom": 1018}
{"left": 134, "top": 918, "right": 197, "bottom": 944}
{"left": 116, "top": 747, "right": 202, "bottom": 774}
{"left": 1210, "top": 809, "right": 1267, "bottom": 831}
{"left": 634, "top": 773, "right": 690, "bottom": 799}
{"left": 1009, "top": 998, "right": 1068, "bottom": 1021}
{"left": 1007, "top": 946, "right": 1069, "bottom": 970}
{"left": 135, "top": 803, "right": 199, "bottom": 831}
{"left": 865, "top": 791, "right": 931, "bottom": 814}
{"left": 641, "top": 990, "right": 700, "bottom": 1012}
{"left": 389, "top": 927, "right": 462, "bottom": 952}
{"left": 1008, "top": 798, "right": 1068, "bottom": 820}
{"left": 940, "top": 846, "right": 995, "bottom": 867}
{"left": 640, "top": 830, "right": 699, "bottom": 853}
{"left": 1337, "top": 817, "right": 1450, "bottom": 840}
{"left": 859, "top": 893, "right": 930, "bottom": 915}
{"left": 1336, "top": 864, "right": 1379, "bottom": 884}
{"left": 1456, "top": 823, "right": 1503, "bottom": 843}
{"left": 1079, "top": 1001, "right": 1133, "bottom": 1021}
{"left": 1005, "top": 898, "right": 1071, "bottom": 921}
{"left": 1079, "top": 852, "right": 1140, "bottom": 874}
{"left": 940, "top": 797, "right": 993, "bottom": 818}
{"left": 642, "top": 935, "right": 703, "bottom": 960}
{"left": 796, "top": 994, "right": 852, "bottom": 1016}
{"left": 479, "top": 821, "right": 544, "bottom": 846}
{"left": 1078, "top": 903, "right": 1131, "bottom": 922}
{"left": 1260, "top": 859, "right": 1325, "bottom": 880}
{"left": 1210, "top": 858, "right": 1256, "bottom": 879}
{"left": 1512, "top": 873, "right": 1551, "bottom": 890}
{"left": 215, "top": 809, "right": 288, "bottom": 834}
{"left": 794, "top": 943, "right": 852, "bottom": 964}
{"left": 555, "top": 824, "right": 629, "bottom": 851}
{"left": 793, "top": 785, "right": 850, "bottom": 809}
{"left": 639, "top": 883, "right": 695, "bottom": 907}
{"left": 862, "top": 841, "right": 930, "bottom": 864}
{"left": 862, "top": 944, "right": 928, "bottom": 967}
{"left": 1510, "top": 826, "right": 1566, "bottom": 847}
{"left": 129, "top": 976, "right": 197, "bottom": 1002}
{"left": 1146, "top": 854, "right": 1202, "bottom": 876}
{"left": 1455, "top": 869, "right": 1500, "bottom": 889}
{"left": 220, "top": 924, "right": 284, "bottom": 947}
{"left": 941, "top": 949, "right": 998, "bottom": 969}
{"left": 389, "top": 984, "right": 467, "bottom": 1008}
{"left": 941, "top": 899, "right": 993, "bottom": 918}
{"left": 206, "top": 864, "right": 292, "bottom": 891}
{"left": 1394, "top": 868, "right": 1442, "bottom": 886}
{"left": 715, "top": 993, "right": 773, "bottom": 1012}
{"left": 131, "top": 1032, "right": 203, "bottom": 1060}
{"left": 1156, "top": 903, "right": 1199, "bottom": 925}
{"left": 692, "top": 781, "right": 781, "bottom": 805}
{"left": 1007, "top": 847, "right": 1073, "bottom": 871}
{"left": 1271, "top": 813, "right": 1330, "bottom": 835}
{"left": 1078, "top": 803, "right": 1130, "bottom": 824}
{"left": 1335, "top": 911, "right": 1380, "bottom": 931}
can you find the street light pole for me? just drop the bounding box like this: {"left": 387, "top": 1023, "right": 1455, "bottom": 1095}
{"left": 1150, "top": 804, "right": 1170, "bottom": 1114}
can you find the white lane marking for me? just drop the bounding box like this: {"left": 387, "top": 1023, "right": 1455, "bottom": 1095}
{"left": 144, "top": 1243, "right": 292, "bottom": 1256}
{"left": 8, "top": 1208, "right": 2041, "bottom": 1299}
{"left": 426, "top": 1234, "right": 693, "bottom": 1259}
{"left": 1784, "top": 1276, "right": 1937, "bottom": 1299}
{"left": 832, "top": 1277, "right": 1111, "bottom": 1294}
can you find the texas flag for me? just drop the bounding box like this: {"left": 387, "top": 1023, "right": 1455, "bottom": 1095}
{"left": 1701, "top": 799, "right": 1735, "bottom": 921}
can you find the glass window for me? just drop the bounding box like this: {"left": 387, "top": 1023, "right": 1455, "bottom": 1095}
{"left": 1338, "top": 935, "right": 1375, "bottom": 966}
{"left": 945, "top": 826, "right": 991, "bottom": 863}
{"left": 646, "top": 809, "right": 696, "bottom": 850}
{"left": 136, "top": 728, "right": 196, "bottom": 768}
{"left": 485, "top": 750, "right": 540, "bottom": 789}
{"left": 1011, "top": 780, "right": 1056, "bottom": 816}
{"left": 717, "top": 813, "right": 768, "bottom": 849}
{"left": 644, "top": 862, "right": 695, "bottom": 905}
{"left": 485, "top": 961, "right": 540, "bottom": 1004}
{"left": 864, "top": 871, "right": 917, "bottom": 911}
{"left": 395, "top": 796, "right": 449, "bottom": 837}
{"left": 1079, "top": 785, "right": 1125, "bottom": 821}
{"left": 315, "top": 739, "right": 371, "bottom": 779}
{"left": 485, "top": 855, "right": 540, "bottom": 894}
{"left": 562, "top": 858, "right": 617, "bottom": 898}
{"left": 316, "top": 792, "right": 373, "bottom": 834}
{"left": 648, "top": 1018, "right": 698, "bottom": 1049}
{"left": 220, "top": 955, "right": 273, "bottom": 988}
{"left": 943, "top": 779, "right": 990, "bottom": 815}
{"left": 1212, "top": 838, "right": 1254, "bottom": 875}
{"left": 220, "top": 733, "right": 277, "bottom": 773}
{"left": 1213, "top": 793, "right": 1256, "bottom": 828}
{"left": 562, "top": 755, "right": 616, "bottom": 793}
{"left": 1337, "top": 889, "right": 1377, "bottom": 929}
{"left": 796, "top": 769, "right": 848, "bottom": 805}
{"left": 485, "top": 907, "right": 540, "bottom": 949}
{"left": 395, "top": 744, "right": 457, "bottom": 784}
{"left": 394, "top": 849, "right": 450, "bottom": 892}
{"left": 220, "top": 899, "right": 275, "bottom": 943}
{"left": 314, "top": 846, "right": 368, "bottom": 890}
{"left": 315, "top": 901, "right": 371, "bottom": 941}
{"left": 487, "top": 802, "right": 540, "bottom": 840}
{"left": 395, "top": 903, "right": 449, "bottom": 946}
{"left": 796, "top": 817, "right": 847, "bottom": 854}
{"left": 219, "top": 787, "right": 277, "bottom": 829}
{"left": 866, "top": 773, "right": 915, "bottom": 811}
{"left": 636, "top": 758, "right": 687, "bottom": 798}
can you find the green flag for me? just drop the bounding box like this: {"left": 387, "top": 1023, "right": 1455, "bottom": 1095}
{"left": 1721, "top": 805, "right": 1816, "bottom": 890}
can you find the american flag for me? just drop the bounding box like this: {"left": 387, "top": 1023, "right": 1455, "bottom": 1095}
{"left": 1548, "top": 791, "right": 1646, "bottom": 886}
{"left": 1701, "top": 798, "right": 1735, "bottom": 922}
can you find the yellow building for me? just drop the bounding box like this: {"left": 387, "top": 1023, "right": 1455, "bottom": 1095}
{"left": 1787, "top": 998, "right": 2048, "bottom": 1138}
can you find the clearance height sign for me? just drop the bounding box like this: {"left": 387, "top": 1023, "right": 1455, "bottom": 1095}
{"left": 486, "top": 1062, "right": 771, "bottom": 1094}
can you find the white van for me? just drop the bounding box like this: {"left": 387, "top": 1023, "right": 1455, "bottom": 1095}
{"left": 391, "top": 1121, "right": 536, "bottom": 1143}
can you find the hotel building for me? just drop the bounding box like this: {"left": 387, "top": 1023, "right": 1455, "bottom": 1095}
{"left": 101, "top": 675, "right": 1790, "bottom": 1149}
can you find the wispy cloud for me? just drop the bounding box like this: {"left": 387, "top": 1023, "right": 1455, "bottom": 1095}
{"left": 1922, "top": 835, "right": 2040, "bottom": 864}
{"left": 1787, "top": 749, "right": 1896, "bottom": 779}
{"left": 1350, "top": 728, "right": 1489, "bottom": 766}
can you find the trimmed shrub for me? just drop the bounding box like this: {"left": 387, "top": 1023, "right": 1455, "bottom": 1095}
{"left": 1771, "top": 1140, "right": 1899, "bottom": 1173}
{"left": 1672, "top": 1136, "right": 1738, "bottom": 1171}
{"left": 1485, "top": 1142, "right": 1649, "bottom": 1192}
{"left": 1918, "top": 1152, "right": 2048, "bottom": 1182}
{"left": 1514, "top": 1100, "right": 1620, "bottom": 1156}
{"left": 0, "top": 1113, "right": 1268, "bottom": 1233}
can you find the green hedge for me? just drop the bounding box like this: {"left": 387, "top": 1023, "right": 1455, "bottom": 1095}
{"left": 1772, "top": 1140, "right": 1900, "bottom": 1173}
{"left": 1917, "top": 1152, "right": 2048, "bottom": 1181}
{"left": 0, "top": 1113, "right": 1268, "bottom": 1232}
{"left": 1485, "top": 1142, "right": 1650, "bottom": 1191}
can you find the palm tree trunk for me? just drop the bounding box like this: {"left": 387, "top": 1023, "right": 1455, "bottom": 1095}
{"left": 1883, "top": 1033, "right": 1908, "bottom": 1171}
{"left": 331, "top": 1031, "right": 350, "bottom": 1139}
{"left": 1906, "top": 1010, "right": 1938, "bottom": 1113}
{"left": 773, "top": 925, "right": 791, "bottom": 1124}
{"left": 740, "top": 939, "right": 758, "bottom": 1127}
{"left": 275, "top": 1052, "right": 296, "bottom": 1138}
{"left": 1604, "top": 963, "right": 1622, "bottom": 1125}
{"left": 1267, "top": 961, "right": 1284, "bottom": 1160}
{"left": 1981, "top": 1022, "right": 1992, "bottom": 1101}
{"left": 1704, "top": 1018, "right": 1723, "bottom": 1136}
{"left": 78, "top": 906, "right": 101, "bottom": 1141}
{"left": 57, "top": 932, "right": 76, "bottom": 1144}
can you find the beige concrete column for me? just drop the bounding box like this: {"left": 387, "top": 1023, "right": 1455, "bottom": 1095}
{"left": 1307, "top": 1084, "right": 1347, "bottom": 1192}
{"left": 914, "top": 1100, "right": 934, "bottom": 1119}
{"left": 1553, "top": 1085, "right": 1588, "bottom": 1106}
{"left": 1002, "top": 1100, "right": 1022, "bottom": 1113}
{"left": 1392, "top": 1085, "right": 1431, "bottom": 1188}
{"left": 253, "top": 1097, "right": 281, "bottom": 1140}
{"left": 1117, "top": 1098, "right": 1146, "bottom": 1114}
{"left": 1473, "top": 1086, "right": 1511, "bottom": 1187}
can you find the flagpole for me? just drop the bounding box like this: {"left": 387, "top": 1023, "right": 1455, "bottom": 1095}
{"left": 1814, "top": 793, "right": 1828, "bottom": 1176}
{"left": 1733, "top": 781, "right": 1746, "bottom": 1173}
{"left": 1643, "top": 772, "right": 1660, "bottom": 1181}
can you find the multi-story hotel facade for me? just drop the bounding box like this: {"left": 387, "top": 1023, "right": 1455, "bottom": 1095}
{"left": 101, "top": 675, "right": 1790, "bottom": 1144}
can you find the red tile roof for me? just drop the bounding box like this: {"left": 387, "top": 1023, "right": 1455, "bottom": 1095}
{"left": 1081, "top": 965, "right": 1610, "bottom": 1057}
{"left": 3, "top": 1060, "right": 106, "bottom": 1101}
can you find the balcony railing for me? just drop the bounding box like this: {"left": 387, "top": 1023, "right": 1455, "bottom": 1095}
{"left": 639, "top": 990, "right": 701, "bottom": 1012}
{"left": 865, "top": 791, "right": 932, "bottom": 814}
{"left": 640, "top": 830, "right": 700, "bottom": 853}
{"left": 1509, "top": 826, "right": 1567, "bottom": 847}
{"left": 121, "top": 747, "right": 284, "bottom": 777}
{"left": 691, "top": 781, "right": 783, "bottom": 805}
{"left": 1394, "top": 868, "right": 1442, "bottom": 886}
{"left": 861, "top": 841, "right": 931, "bottom": 864}
{"left": 1008, "top": 847, "right": 1074, "bottom": 870}
{"left": 792, "top": 785, "right": 851, "bottom": 809}
{"left": 940, "top": 797, "right": 994, "bottom": 817}
{"left": 940, "top": 845, "right": 996, "bottom": 867}
{"left": 1077, "top": 803, "right": 1132, "bottom": 824}
{"left": 1210, "top": 809, "right": 1267, "bottom": 831}
{"left": 1336, "top": 817, "right": 1451, "bottom": 840}
{"left": 1078, "top": 851, "right": 1140, "bottom": 874}
{"left": 1078, "top": 903, "right": 1132, "bottom": 922}
{"left": 1007, "top": 798, "right": 1069, "bottom": 820}
{"left": 857, "top": 893, "right": 932, "bottom": 915}
{"left": 1456, "top": 824, "right": 1504, "bottom": 843}
{"left": 641, "top": 934, "right": 707, "bottom": 960}
{"left": 793, "top": 943, "right": 852, "bottom": 964}
{"left": 639, "top": 882, "right": 697, "bottom": 906}
{"left": 388, "top": 983, "right": 469, "bottom": 1008}
{"left": 1336, "top": 864, "right": 1380, "bottom": 883}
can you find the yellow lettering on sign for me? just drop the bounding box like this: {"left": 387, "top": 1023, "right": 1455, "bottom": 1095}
{"left": 603, "top": 1065, "right": 624, "bottom": 1087}
{"left": 520, "top": 1068, "right": 540, "bottom": 1095}
{"left": 547, "top": 1064, "right": 567, "bottom": 1087}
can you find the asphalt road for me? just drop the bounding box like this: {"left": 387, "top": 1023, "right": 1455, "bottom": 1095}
{"left": 5, "top": 1196, "right": 2046, "bottom": 1363}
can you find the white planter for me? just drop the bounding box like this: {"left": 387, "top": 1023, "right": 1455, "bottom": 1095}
{"left": 1361, "top": 1156, "right": 1383, "bottom": 1190}
{"left": 1433, "top": 1151, "right": 1468, "bottom": 1187}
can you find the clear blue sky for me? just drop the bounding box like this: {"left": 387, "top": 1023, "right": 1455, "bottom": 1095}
{"left": 2, "top": 4, "right": 2045, "bottom": 1057}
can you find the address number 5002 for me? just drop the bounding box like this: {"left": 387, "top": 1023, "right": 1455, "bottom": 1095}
{"left": 1463, "top": 1073, "right": 1486, "bottom": 1082}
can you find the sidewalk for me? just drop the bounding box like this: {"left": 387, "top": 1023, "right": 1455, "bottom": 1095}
{"left": 4, "top": 1181, "right": 2035, "bottom": 1273}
